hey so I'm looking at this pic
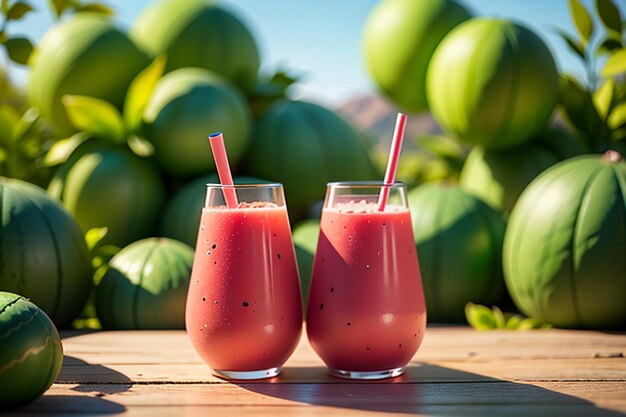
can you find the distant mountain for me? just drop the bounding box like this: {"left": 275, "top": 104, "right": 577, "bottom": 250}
{"left": 337, "top": 94, "right": 442, "bottom": 150}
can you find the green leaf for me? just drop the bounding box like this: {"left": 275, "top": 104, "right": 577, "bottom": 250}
{"left": 49, "top": 0, "right": 71, "bottom": 18}
{"left": 465, "top": 303, "right": 497, "bottom": 331}
{"left": 4, "top": 37, "right": 34, "bottom": 65}
{"left": 505, "top": 314, "right": 525, "bottom": 330}
{"left": 492, "top": 306, "right": 506, "bottom": 329}
{"left": 517, "top": 317, "right": 551, "bottom": 330}
{"left": 569, "top": 0, "right": 594, "bottom": 45}
{"left": 612, "top": 127, "right": 626, "bottom": 143}
{"left": 62, "top": 95, "right": 125, "bottom": 142}
{"left": 0, "top": 31, "right": 7, "bottom": 43}
{"left": 91, "top": 244, "right": 120, "bottom": 283}
{"left": 417, "top": 135, "right": 466, "bottom": 159}
{"left": 6, "top": 1, "right": 34, "bottom": 21}
{"left": 85, "top": 227, "right": 108, "bottom": 251}
{"left": 1, "top": 0, "right": 9, "bottom": 14}
{"left": 123, "top": 55, "right": 165, "bottom": 133}
{"left": 127, "top": 134, "right": 154, "bottom": 157}
{"left": 0, "top": 105, "right": 20, "bottom": 146}
{"left": 11, "top": 107, "right": 39, "bottom": 143}
{"left": 602, "top": 49, "right": 626, "bottom": 77}
{"left": 43, "top": 131, "right": 91, "bottom": 166}
{"left": 559, "top": 75, "right": 603, "bottom": 142}
{"left": 72, "top": 317, "right": 101, "bottom": 329}
{"left": 76, "top": 3, "right": 114, "bottom": 16}
{"left": 596, "top": 37, "right": 623, "bottom": 56}
{"left": 593, "top": 79, "right": 615, "bottom": 119}
{"left": 595, "top": 0, "right": 622, "bottom": 33}
{"left": 248, "top": 68, "right": 304, "bottom": 118}
{"left": 608, "top": 102, "right": 626, "bottom": 129}
{"left": 556, "top": 29, "right": 586, "bottom": 61}
{"left": 92, "top": 244, "right": 119, "bottom": 260}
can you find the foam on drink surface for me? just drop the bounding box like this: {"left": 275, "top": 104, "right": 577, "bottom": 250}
{"left": 328, "top": 200, "right": 406, "bottom": 214}
{"left": 204, "top": 201, "right": 280, "bottom": 211}
{"left": 234, "top": 201, "right": 279, "bottom": 209}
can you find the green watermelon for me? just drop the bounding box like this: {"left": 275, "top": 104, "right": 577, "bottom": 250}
{"left": 0, "top": 178, "right": 92, "bottom": 327}
{"left": 460, "top": 127, "right": 585, "bottom": 213}
{"left": 243, "top": 100, "right": 379, "bottom": 219}
{"left": 427, "top": 18, "right": 559, "bottom": 149}
{"left": 160, "top": 175, "right": 269, "bottom": 247}
{"left": 47, "top": 147, "right": 166, "bottom": 247}
{"left": 28, "top": 14, "right": 150, "bottom": 135}
{"left": 95, "top": 238, "right": 194, "bottom": 329}
{"left": 0, "top": 292, "right": 63, "bottom": 409}
{"left": 292, "top": 219, "right": 320, "bottom": 309}
{"left": 363, "top": 0, "right": 471, "bottom": 112}
{"left": 143, "top": 68, "right": 251, "bottom": 179}
{"left": 504, "top": 151, "right": 626, "bottom": 329}
{"left": 131, "top": 0, "right": 260, "bottom": 91}
{"left": 408, "top": 183, "right": 506, "bottom": 322}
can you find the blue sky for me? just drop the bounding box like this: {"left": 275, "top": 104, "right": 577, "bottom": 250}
{"left": 4, "top": 0, "right": 624, "bottom": 107}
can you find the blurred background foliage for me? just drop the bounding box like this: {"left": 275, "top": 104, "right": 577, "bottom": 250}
{"left": 0, "top": 0, "right": 624, "bottom": 331}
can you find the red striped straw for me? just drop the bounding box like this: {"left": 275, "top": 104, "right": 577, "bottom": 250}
{"left": 208, "top": 132, "right": 238, "bottom": 208}
{"left": 377, "top": 113, "right": 407, "bottom": 211}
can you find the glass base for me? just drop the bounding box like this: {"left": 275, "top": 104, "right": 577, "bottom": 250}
{"left": 212, "top": 367, "right": 281, "bottom": 380}
{"left": 329, "top": 366, "right": 405, "bottom": 380}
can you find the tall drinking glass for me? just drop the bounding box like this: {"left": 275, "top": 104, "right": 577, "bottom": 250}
{"left": 306, "top": 182, "right": 426, "bottom": 380}
{"left": 186, "top": 184, "right": 302, "bottom": 380}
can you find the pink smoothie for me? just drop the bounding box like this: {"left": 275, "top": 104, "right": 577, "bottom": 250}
{"left": 306, "top": 202, "right": 426, "bottom": 372}
{"left": 186, "top": 203, "right": 302, "bottom": 373}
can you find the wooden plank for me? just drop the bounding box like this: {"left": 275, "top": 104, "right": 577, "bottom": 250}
{"left": 11, "top": 382, "right": 626, "bottom": 412}
{"left": 57, "top": 358, "right": 626, "bottom": 384}
{"left": 4, "top": 328, "right": 625, "bottom": 416}
{"left": 6, "top": 404, "right": 626, "bottom": 417}
{"left": 59, "top": 328, "right": 626, "bottom": 364}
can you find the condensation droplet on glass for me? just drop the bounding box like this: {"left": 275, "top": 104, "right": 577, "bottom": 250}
{"left": 382, "top": 313, "right": 394, "bottom": 325}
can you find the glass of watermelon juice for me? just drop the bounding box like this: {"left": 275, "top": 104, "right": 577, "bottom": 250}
{"left": 186, "top": 183, "right": 302, "bottom": 380}
{"left": 306, "top": 182, "right": 426, "bottom": 380}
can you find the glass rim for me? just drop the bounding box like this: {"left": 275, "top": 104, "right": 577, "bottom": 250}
{"left": 326, "top": 181, "right": 407, "bottom": 189}
{"left": 205, "top": 183, "right": 283, "bottom": 190}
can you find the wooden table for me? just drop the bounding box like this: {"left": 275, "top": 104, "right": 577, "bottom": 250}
{"left": 7, "top": 327, "right": 626, "bottom": 416}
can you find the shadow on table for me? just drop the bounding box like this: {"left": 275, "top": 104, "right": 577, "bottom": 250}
{"left": 11, "top": 356, "right": 131, "bottom": 415}
{"left": 11, "top": 394, "right": 125, "bottom": 415}
{"left": 58, "top": 356, "right": 133, "bottom": 395}
{"left": 237, "top": 364, "right": 625, "bottom": 416}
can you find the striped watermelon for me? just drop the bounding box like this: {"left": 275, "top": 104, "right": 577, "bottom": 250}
{"left": 427, "top": 18, "right": 559, "bottom": 149}
{"left": 408, "top": 183, "right": 506, "bottom": 321}
{"left": 504, "top": 152, "right": 626, "bottom": 328}
{"left": 95, "top": 238, "right": 194, "bottom": 329}
{"left": 131, "top": 0, "right": 260, "bottom": 91}
{"left": 142, "top": 68, "right": 252, "bottom": 179}
{"left": 460, "top": 127, "right": 584, "bottom": 213}
{"left": 292, "top": 219, "right": 320, "bottom": 309}
{"left": 160, "top": 175, "right": 269, "bottom": 247}
{"left": 47, "top": 147, "right": 166, "bottom": 247}
{"left": 0, "top": 292, "right": 63, "bottom": 409}
{"left": 243, "top": 100, "right": 379, "bottom": 219}
{"left": 0, "top": 178, "right": 92, "bottom": 327}
{"left": 28, "top": 14, "right": 150, "bottom": 135}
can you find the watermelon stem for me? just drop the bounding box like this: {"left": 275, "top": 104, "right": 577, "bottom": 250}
{"left": 602, "top": 150, "right": 623, "bottom": 164}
